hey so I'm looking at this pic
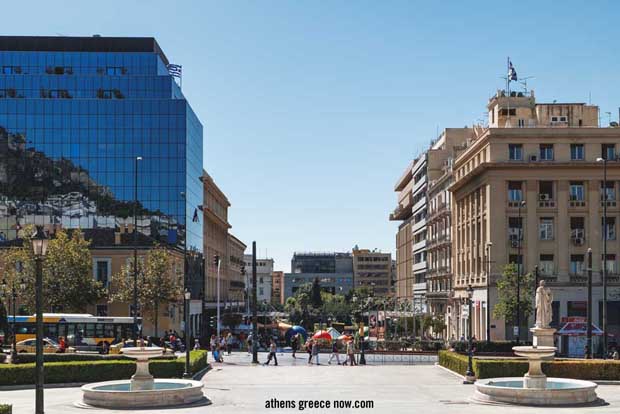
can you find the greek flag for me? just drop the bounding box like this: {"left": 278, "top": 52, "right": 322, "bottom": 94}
{"left": 508, "top": 61, "right": 517, "bottom": 82}
{"left": 167, "top": 64, "right": 182, "bottom": 78}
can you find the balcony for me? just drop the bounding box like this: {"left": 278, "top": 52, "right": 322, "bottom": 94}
{"left": 601, "top": 200, "right": 618, "bottom": 208}
{"left": 569, "top": 274, "right": 587, "bottom": 284}
{"left": 427, "top": 203, "right": 449, "bottom": 222}
{"left": 390, "top": 204, "right": 411, "bottom": 221}
{"left": 538, "top": 199, "right": 556, "bottom": 208}
{"left": 426, "top": 234, "right": 450, "bottom": 249}
{"left": 569, "top": 198, "right": 586, "bottom": 208}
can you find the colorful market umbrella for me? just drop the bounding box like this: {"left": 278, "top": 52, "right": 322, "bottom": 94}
{"left": 285, "top": 325, "right": 308, "bottom": 343}
{"left": 312, "top": 330, "right": 333, "bottom": 341}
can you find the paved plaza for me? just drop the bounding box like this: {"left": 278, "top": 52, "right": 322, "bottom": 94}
{"left": 1, "top": 352, "right": 620, "bottom": 413}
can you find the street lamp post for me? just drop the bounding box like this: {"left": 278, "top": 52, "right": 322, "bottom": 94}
{"left": 31, "top": 225, "right": 49, "bottom": 414}
{"left": 251, "top": 242, "right": 258, "bottom": 364}
{"left": 586, "top": 248, "right": 593, "bottom": 359}
{"left": 486, "top": 242, "right": 492, "bottom": 344}
{"left": 464, "top": 284, "right": 475, "bottom": 384}
{"left": 133, "top": 156, "right": 142, "bottom": 346}
{"left": 183, "top": 289, "right": 192, "bottom": 378}
{"left": 597, "top": 156, "right": 609, "bottom": 358}
{"left": 1, "top": 277, "right": 25, "bottom": 361}
{"left": 516, "top": 200, "right": 526, "bottom": 345}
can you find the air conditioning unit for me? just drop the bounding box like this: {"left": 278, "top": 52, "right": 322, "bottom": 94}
{"left": 539, "top": 194, "right": 549, "bottom": 201}
{"left": 511, "top": 240, "right": 519, "bottom": 248}
{"left": 529, "top": 155, "right": 538, "bottom": 162}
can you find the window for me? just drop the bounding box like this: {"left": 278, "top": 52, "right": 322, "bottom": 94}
{"left": 539, "top": 217, "right": 554, "bottom": 240}
{"left": 2, "top": 65, "right": 21, "bottom": 74}
{"left": 601, "top": 254, "right": 616, "bottom": 275}
{"left": 569, "top": 181, "right": 585, "bottom": 201}
{"left": 258, "top": 287, "right": 264, "bottom": 296}
{"left": 96, "top": 304, "right": 108, "bottom": 317}
{"left": 602, "top": 144, "right": 616, "bottom": 161}
{"left": 0, "top": 88, "right": 18, "bottom": 98}
{"left": 500, "top": 108, "right": 516, "bottom": 116}
{"left": 570, "top": 217, "right": 585, "bottom": 239}
{"left": 601, "top": 181, "right": 616, "bottom": 201}
{"left": 551, "top": 115, "right": 568, "bottom": 124}
{"left": 45, "top": 66, "right": 72, "bottom": 75}
{"left": 508, "top": 181, "right": 523, "bottom": 201}
{"left": 539, "top": 181, "right": 554, "bottom": 200}
{"left": 509, "top": 144, "right": 523, "bottom": 161}
{"left": 97, "top": 89, "right": 124, "bottom": 99}
{"left": 94, "top": 259, "right": 110, "bottom": 288}
{"left": 508, "top": 217, "right": 523, "bottom": 241}
{"left": 509, "top": 254, "right": 523, "bottom": 267}
{"left": 518, "top": 119, "right": 525, "bottom": 128}
{"left": 570, "top": 144, "right": 585, "bottom": 160}
{"left": 539, "top": 144, "right": 554, "bottom": 161}
{"left": 106, "top": 66, "right": 127, "bottom": 76}
{"left": 539, "top": 254, "right": 554, "bottom": 275}
{"left": 570, "top": 255, "right": 585, "bottom": 275}
{"left": 602, "top": 217, "right": 616, "bottom": 240}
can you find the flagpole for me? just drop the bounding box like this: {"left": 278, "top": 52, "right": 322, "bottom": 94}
{"left": 506, "top": 56, "right": 511, "bottom": 128}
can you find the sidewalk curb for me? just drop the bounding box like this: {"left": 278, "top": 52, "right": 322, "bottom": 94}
{"left": 435, "top": 362, "right": 468, "bottom": 381}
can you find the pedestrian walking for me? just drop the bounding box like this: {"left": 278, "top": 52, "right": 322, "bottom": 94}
{"left": 328, "top": 340, "right": 341, "bottom": 365}
{"left": 263, "top": 339, "right": 278, "bottom": 366}
{"left": 247, "top": 333, "right": 254, "bottom": 354}
{"left": 226, "top": 333, "right": 234, "bottom": 355}
{"left": 345, "top": 340, "right": 356, "bottom": 366}
{"left": 309, "top": 339, "right": 320, "bottom": 365}
{"left": 193, "top": 338, "right": 200, "bottom": 351}
{"left": 291, "top": 333, "right": 299, "bottom": 358}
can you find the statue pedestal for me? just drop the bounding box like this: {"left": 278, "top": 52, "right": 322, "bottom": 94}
{"left": 531, "top": 327, "right": 556, "bottom": 348}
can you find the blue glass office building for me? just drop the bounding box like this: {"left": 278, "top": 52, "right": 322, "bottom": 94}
{"left": 0, "top": 36, "right": 204, "bottom": 291}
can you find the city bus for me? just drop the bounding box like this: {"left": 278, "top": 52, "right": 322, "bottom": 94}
{"left": 8, "top": 313, "right": 140, "bottom": 350}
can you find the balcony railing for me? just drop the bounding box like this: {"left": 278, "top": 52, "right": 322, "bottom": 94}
{"left": 569, "top": 199, "right": 586, "bottom": 208}
{"left": 538, "top": 200, "right": 556, "bottom": 208}
{"left": 569, "top": 274, "right": 587, "bottom": 284}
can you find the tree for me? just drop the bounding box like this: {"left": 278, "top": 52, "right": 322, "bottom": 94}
{"left": 493, "top": 263, "right": 535, "bottom": 326}
{"left": 110, "top": 245, "right": 182, "bottom": 336}
{"left": 43, "top": 230, "right": 105, "bottom": 313}
{"left": 311, "top": 277, "right": 323, "bottom": 309}
{"left": 0, "top": 227, "right": 103, "bottom": 314}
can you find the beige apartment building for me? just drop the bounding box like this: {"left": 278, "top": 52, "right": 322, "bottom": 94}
{"left": 90, "top": 245, "right": 188, "bottom": 337}
{"left": 227, "top": 233, "right": 247, "bottom": 307}
{"left": 425, "top": 129, "right": 471, "bottom": 337}
{"left": 202, "top": 171, "right": 232, "bottom": 307}
{"left": 450, "top": 89, "right": 620, "bottom": 349}
{"left": 352, "top": 247, "right": 393, "bottom": 295}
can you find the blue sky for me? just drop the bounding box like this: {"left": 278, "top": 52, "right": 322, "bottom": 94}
{"left": 5, "top": 1, "right": 620, "bottom": 271}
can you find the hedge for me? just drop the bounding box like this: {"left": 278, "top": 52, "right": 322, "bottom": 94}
{"left": 0, "top": 350, "right": 209, "bottom": 386}
{"left": 13, "top": 353, "right": 176, "bottom": 364}
{"left": 439, "top": 350, "right": 620, "bottom": 380}
{"left": 450, "top": 340, "right": 531, "bottom": 353}
{"left": 0, "top": 404, "right": 11, "bottom": 414}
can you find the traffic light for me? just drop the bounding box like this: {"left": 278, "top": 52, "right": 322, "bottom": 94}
{"left": 213, "top": 255, "right": 220, "bottom": 267}
{"left": 240, "top": 264, "right": 246, "bottom": 275}
{"left": 209, "top": 316, "right": 217, "bottom": 329}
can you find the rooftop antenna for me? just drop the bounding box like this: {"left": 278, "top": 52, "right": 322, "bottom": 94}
{"left": 518, "top": 76, "right": 535, "bottom": 92}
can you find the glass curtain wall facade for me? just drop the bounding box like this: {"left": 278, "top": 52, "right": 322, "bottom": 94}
{"left": 0, "top": 36, "right": 204, "bottom": 295}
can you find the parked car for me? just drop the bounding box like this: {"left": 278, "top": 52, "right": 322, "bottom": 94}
{"left": 16, "top": 337, "right": 75, "bottom": 353}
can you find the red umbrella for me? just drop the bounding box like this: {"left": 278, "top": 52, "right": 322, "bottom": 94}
{"left": 312, "top": 330, "right": 332, "bottom": 341}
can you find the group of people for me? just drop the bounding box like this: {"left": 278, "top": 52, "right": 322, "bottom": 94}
{"left": 283, "top": 332, "right": 357, "bottom": 366}
{"left": 210, "top": 333, "right": 235, "bottom": 362}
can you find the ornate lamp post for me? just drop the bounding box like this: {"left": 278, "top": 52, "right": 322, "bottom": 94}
{"left": 31, "top": 225, "right": 49, "bottom": 414}
{"left": 1, "top": 277, "right": 25, "bottom": 361}
{"left": 464, "top": 284, "right": 475, "bottom": 384}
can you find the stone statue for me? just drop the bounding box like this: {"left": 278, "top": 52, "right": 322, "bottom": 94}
{"left": 535, "top": 280, "right": 553, "bottom": 328}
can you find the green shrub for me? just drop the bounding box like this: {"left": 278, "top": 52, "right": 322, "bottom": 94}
{"left": 450, "top": 340, "right": 530, "bottom": 353}
{"left": 0, "top": 354, "right": 6, "bottom": 364}
{"left": 0, "top": 404, "right": 11, "bottom": 414}
{"left": 439, "top": 350, "right": 620, "bottom": 380}
{"left": 0, "top": 350, "right": 209, "bottom": 386}
{"left": 438, "top": 350, "right": 469, "bottom": 376}
{"left": 14, "top": 353, "right": 130, "bottom": 364}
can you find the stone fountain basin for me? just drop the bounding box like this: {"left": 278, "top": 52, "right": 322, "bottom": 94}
{"left": 121, "top": 346, "right": 164, "bottom": 359}
{"left": 81, "top": 379, "right": 205, "bottom": 408}
{"left": 512, "top": 346, "right": 556, "bottom": 359}
{"left": 473, "top": 377, "right": 598, "bottom": 406}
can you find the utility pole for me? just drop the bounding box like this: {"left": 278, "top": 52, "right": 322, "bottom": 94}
{"left": 252, "top": 242, "right": 258, "bottom": 364}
